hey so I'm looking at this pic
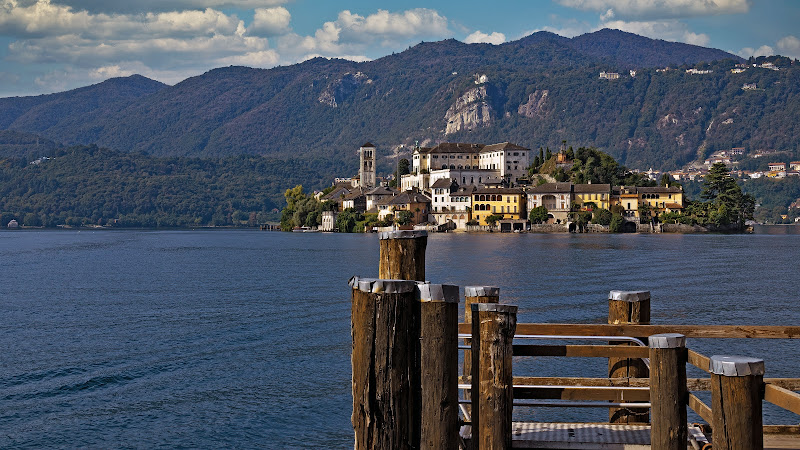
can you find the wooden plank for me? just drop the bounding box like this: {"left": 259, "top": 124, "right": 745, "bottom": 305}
{"left": 689, "top": 393, "right": 713, "bottom": 424}
{"left": 456, "top": 322, "right": 800, "bottom": 339}
{"left": 511, "top": 376, "right": 651, "bottom": 387}
{"left": 764, "top": 425, "right": 800, "bottom": 434}
{"left": 688, "top": 349, "right": 711, "bottom": 372}
{"left": 512, "top": 344, "right": 650, "bottom": 358}
{"left": 688, "top": 378, "right": 800, "bottom": 391}
{"left": 514, "top": 386, "right": 650, "bottom": 401}
{"left": 765, "top": 383, "right": 800, "bottom": 416}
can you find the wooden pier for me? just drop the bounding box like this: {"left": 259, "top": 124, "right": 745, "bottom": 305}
{"left": 350, "top": 230, "right": 800, "bottom": 449}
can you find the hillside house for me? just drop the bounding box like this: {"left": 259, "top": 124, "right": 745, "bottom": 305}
{"left": 599, "top": 72, "right": 620, "bottom": 80}
{"left": 769, "top": 162, "right": 787, "bottom": 171}
{"left": 574, "top": 184, "right": 612, "bottom": 211}
{"left": 790, "top": 162, "right": 800, "bottom": 171}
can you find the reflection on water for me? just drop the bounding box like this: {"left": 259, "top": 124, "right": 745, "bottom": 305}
{"left": 1, "top": 230, "right": 798, "bottom": 447}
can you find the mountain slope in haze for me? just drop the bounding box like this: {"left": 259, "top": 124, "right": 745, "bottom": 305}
{"left": 3, "top": 28, "right": 796, "bottom": 184}
{"left": 0, "top": 75, "right": 167, "bottom": 140}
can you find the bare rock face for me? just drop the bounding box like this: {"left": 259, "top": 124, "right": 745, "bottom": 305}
{"left": 517, "top": 90, "right": 550, "bottom": 118}
{"left": 318, "top": 72, "right": 370, "bottom": 108}
{"left": 445, "top": 86, "right": 494, "bottom": 135}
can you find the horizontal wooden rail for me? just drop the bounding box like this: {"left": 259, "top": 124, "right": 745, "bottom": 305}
{"left": 457, "top": 323, "right": 800, "bottom": 339}
{"left": 764, "top": 383, "right": 800, "bottom": 416}
{"left": 514, "top": 385, "right": 649, "bottom": 402}
{"left": 688, "top": 349, "right": 711, "bottom": 372}
{"left": 512, "top": 344, "right": 649, "bottom": 358}
{"left": 688, "top": 393, "right": 713, "bottom": 424}
{"left": 765, "top": 425, "right": 800, "bottom": 434}
{"left": 461, "top": 375, "right": 800, "bottom": 391}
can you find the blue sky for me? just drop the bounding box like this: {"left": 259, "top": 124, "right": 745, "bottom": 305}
{"left": 0, "top": 0, "right": 798, "bottom": 97}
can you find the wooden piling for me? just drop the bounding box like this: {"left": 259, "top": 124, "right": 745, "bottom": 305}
{"left": 710, "top": 355, "right": 765, "bottom": 450}
{"left": 463, "top": 286, "right": 500, "bottom": 378}
{"left": 418, "top": 283, "right": 460, "bottom": 450}
{"left": 471, "top": 303, "right": 517, "bottom": 450}
{"left": 351, "top": 278, "right": 421, "bottom": 450}
{"left": 608, "top": 290, "right": 650, "bottom": 423}
{"left": 649, "top": 333, "right": 688, "bottom": 450}
{"left": 379, "top": 230, "right": 427, "bottom": 281}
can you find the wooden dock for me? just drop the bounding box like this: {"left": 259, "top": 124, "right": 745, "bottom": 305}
{"left": 350, "top": 230, "right": 800, "bottom": 449}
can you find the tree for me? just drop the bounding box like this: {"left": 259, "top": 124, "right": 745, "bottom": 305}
{"left": 389, "top": 158, "right": 410, "bottom": 187}
{"left": 485, "top": 214, "right": 503, "bottom": 228}
{"left": 701, "top": 163, "right": 755, "bottom": 230}
{"left": 395, "top": 210, "right": 413, "bottom": 226}
{"left": 609, "top": 213, "right": 625, "bottom": 232}
{"left": 336, "top": 208, "right": 361, "bottom": 232}
{"left": 529, "top": 206, "right": 549, "bottom": 224}
{"left": 592, "top": 208, "right": 613, "bottom": 225}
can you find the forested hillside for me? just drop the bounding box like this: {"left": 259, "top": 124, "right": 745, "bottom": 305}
{"left": 0, "top": 145, "right": 320, "bottom": 227}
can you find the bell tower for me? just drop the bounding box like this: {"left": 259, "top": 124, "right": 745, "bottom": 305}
{"left": 359, "top": 142, "right": 376, "bottom": 188}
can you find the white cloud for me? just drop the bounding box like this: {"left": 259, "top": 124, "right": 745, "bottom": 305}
{"left": 0, "top": 1, "right": 242, "bottom": 39}
{"left": 463, "top": 31, "right": 506, "bottom": 45}
{"left": 47, "top": 0, "right": 288, "bottom": 14}
{"left": 277, "top": 8, "right": 450, "bottom": 60}
{"left": 738, "top": 45, "right": 775, "bottom": 58}
{"left": 777, "top": 35, "right": 800, "bottom": 58}
{"left": 248, "top": 6, "right": 290, "bottom": 36}
{"left": 557, "top": 0, "right": 750, "bottom": 19}
{"left": 601, "top": 20, "right": 710, "bottom": 46}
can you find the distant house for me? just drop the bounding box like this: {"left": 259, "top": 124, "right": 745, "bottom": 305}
{"left": 387, "top": 190, "right": 431, "bottom": 225}
{"left": 730, "top": 147, "right": 745, "bottom": 156}
{"left": 574, "top": 184, "right": 612, "bottom": 211}
{"left": 731, "top": 68, "right": 747, "bottom": 74}
{"left": 320, "top": 211, "right": 337, "bottom": 232}
{"left": 526, "top": 182, "right": 573, "bottom": 223}
{"left": 768, "top": 162, "right": 787, "bottom": 171}
{"left": 742, "top": 83, "right": 757, "bottom": 90}
{"left": 7, "top": 219, "right": 19, "bottom": 228}
{"left": 599, "top": 71, "right": 620, "bottom": 80}
{"left": 790, "top": 162, "right": 800, "bottom": 171}
{"left": 686, "top": 68, "right": 712, "bottom": 74}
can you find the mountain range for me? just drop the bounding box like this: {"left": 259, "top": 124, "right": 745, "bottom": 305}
{"left": 1, "top": 28, "right": 798, "bottom": 197}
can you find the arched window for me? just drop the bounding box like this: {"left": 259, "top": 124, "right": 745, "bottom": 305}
{"left": 450, "top": 164, "right": 455, "bottom": 169}
{"left": 442, "top": 164, "right": 447, "bottom": 169}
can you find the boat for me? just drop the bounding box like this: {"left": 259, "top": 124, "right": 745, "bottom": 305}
{"left": 292, "top": 226, "right": 319, "bottom": 233}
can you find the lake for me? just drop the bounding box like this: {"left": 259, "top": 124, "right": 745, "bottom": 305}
{"left": 1, "top": 230, "right": 798, "bottom": 448}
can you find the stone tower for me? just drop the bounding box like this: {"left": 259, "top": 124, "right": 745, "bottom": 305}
{"left": 359, "top": 142, "right": 376, "bottom": 188}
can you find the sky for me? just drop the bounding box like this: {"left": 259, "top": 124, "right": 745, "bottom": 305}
{"left": 0, "top": 0, "right": 798, "bottom": 97}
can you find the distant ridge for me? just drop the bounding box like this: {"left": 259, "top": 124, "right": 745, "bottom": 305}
{"left": 0, "top": 29, "right": 794, "bottom": 196}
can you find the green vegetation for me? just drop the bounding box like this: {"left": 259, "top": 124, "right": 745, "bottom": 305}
{"left": 659, "top": 163, "right": 754, "bottom": 230}
{"left": 0, "top": 145, "right": 315, "bottom": 228}
{"left": 280, "top": 185, "right": 336, "bottom": 231}
{"left": 529, "top": 206, "right": 549, "bottom": 224}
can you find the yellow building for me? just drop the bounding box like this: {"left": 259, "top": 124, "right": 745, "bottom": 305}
{"left": 612, "top": 186, "right": 684, "bottom": 220}
{"left": 472, "top": 187, "right": 526, "bottom": 226}
{"left": 574, "top": 184, "right": 611, "bottom": 211}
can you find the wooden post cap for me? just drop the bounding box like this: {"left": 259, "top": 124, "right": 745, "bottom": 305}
{"left": 465, "top": 286, "right": 500, "bottom": 297}
{"left": 349, "top": 276, "right": 377, "bottom": 288}
{"left": 417, "top": 283, "right": 459, "bottom": 303}
{"left": 353, "top": 278, "right": 418, "bottom": 294}
{"left": 470, "top": 303, "right": 517, "bottom": 314}
{"left": 609, "top": 290, "right": 651, "bottom": 302}
{"left": 709, "top": 355, "right": 765, "bottom": 376}
{"left": 648, "top": 333, "right": 686, "bottom": 348}
{"left": 379, "top": 230, "right": 428, "bottom": 240}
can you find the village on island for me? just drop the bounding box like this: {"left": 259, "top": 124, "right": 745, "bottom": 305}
{"left": 306, "top": 141, "right": 691, "bottom": 233}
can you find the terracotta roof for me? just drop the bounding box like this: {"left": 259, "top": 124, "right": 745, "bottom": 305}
{"left": 636, "top": 186, "right": 683, "bottom": 193}
{"left": 526, "top": 182, "right": 573, "bottom": 194}
{"left": 361, "top": 142, "right": 375, "bottom": 148}
{"left": 365, "top": 186, "right": 395, "bottom": 196}
{"left": 389, "top": 191, "right": 431, "bottom": 205}
{"left": 474, "top": 187, "right": 525, "bottom": 195}
{"left": 418, "top": 142, "right": 485, "bottom": 154}
{"left": 664, "top": 203, "right": 683, "bottom": 209}
{"left": 573, "top": 183, "right": 611, "bottom": 193}
{"left": 481, "top": 142, "right": 529, "bottom": 153}
{"left": 430, "top": 178, "right": 455, "bottom": 189}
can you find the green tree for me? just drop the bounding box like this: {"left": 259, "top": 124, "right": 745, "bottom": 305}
{"left": 529, "top": 206, "right": 549, "bottom": 224}
{"left": 591, "top": 208, "right": 613, "bottom": 225}
{"left": 609, "top": 213, "right": 625, "bottom": 232}
{"left": 395, "top": 210, "right": 414, "bottom": 226}
{"left": 701, "top": 163, "right": 755, "bottom": 230}
{"left": 485, "top": 214, "right": 503, "bottom": 228}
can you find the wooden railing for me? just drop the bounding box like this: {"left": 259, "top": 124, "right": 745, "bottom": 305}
{"left": 350, "top": 230, "right": 800, "bottom": 450}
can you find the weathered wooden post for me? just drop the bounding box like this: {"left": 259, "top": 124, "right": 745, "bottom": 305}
{"left": 418, "top": 283, "right": 460, "bottom": 450}
{"left": 351, "top": 278, "right": 421, "bottom": 450}
{"left": 379, "top": 230, "right": 427, "bottom": 281}
{"left": 649, "top": 333, "right": 688, "bottom": 450}
{"left": 471, "top": 303, "right": 517, "bottom": 450}
{"left": 710, "top": 355, "right": 765, "bottom": 450}
{"left": 608, "top": 290, "right": 650, "bottom": 423}
{"left": 463, "top": 286, "right": 500, "bottom": 378}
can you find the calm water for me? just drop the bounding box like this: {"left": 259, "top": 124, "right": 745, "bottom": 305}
{"left": 1, "top": 230, "right": 799, "bottom": 448}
